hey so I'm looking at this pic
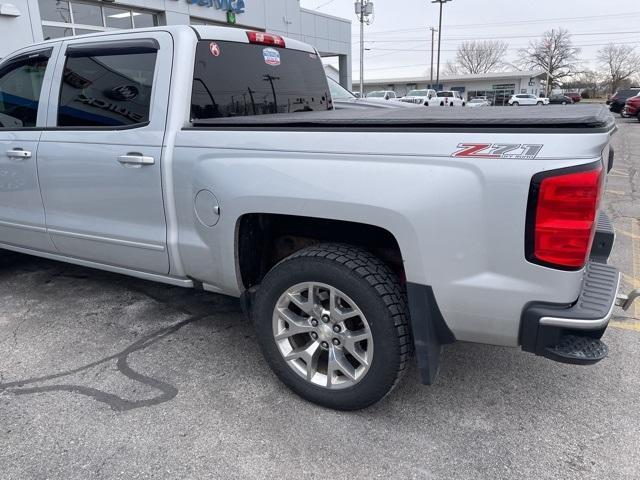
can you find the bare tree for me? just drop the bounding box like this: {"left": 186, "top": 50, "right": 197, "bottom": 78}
{"left": 519, "top": 28, "right": 580, "bottom": 95}
{"left": 597, "top": 43, "right": 640, "bottom": 94}
{"left": 451, "top": 40, "right": 508, "bottom": 75}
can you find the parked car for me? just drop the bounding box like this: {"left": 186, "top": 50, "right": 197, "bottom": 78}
{"left": 549, "top": 94, "right": 574, "bottom": 105}
{"left": 327, "top": 78, "right": 420, "bottom": 110}
{"left": 472, "top": 95, "right": 493, "bottom": 106}
{"left": 399, "top": 89, "right": 437, "bottom": 106}
{"left": 566, "top": 92, "right": 582, "bottom": 103}
{"left": 467, "top": 98, "right": 490, "bottom": 107}
{"left": 623, "top": 95, "right": 640, "bottom": 121}
{"left": 0, "top": 26, "right": 630, "bottom": 411}
{"left": 607, "top": 88, "right": 640, "bottom": 114}
{"left": 366, "top": 90, "right": 396, "bottom": 100}
{"left": 508, "top": 94, "right": 549, "bottom": 106}
{"left": 427, "top": 90, "right": 465, "bottom": 106}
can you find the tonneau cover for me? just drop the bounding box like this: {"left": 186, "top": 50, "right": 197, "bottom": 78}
{"left": 192, "top": 105, "right": 615, "bottom": 132}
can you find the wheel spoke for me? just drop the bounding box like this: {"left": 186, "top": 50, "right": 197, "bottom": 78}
{"left": 275, "top": 308, "right": 315, "bottom": 340}
{"left": 285, "top": 340, "right": 321, "bottom": 365}
{"left": 342, "top": 329, "right": 372, "bottom": 366}
{"left": 327, "top": 346, "right": 357, "bottom": 385}
{"left": 285, "top": 284, "right": 316, "bottom": 315}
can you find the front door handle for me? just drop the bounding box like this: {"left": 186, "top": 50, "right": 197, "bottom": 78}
{"left": 117, "top": 154, "right": 155, "bottom": 166}
{"left": 6, "top": 149, "right": 32, "bottom": 160}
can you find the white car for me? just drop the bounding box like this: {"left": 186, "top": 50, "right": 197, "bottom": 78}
{"left": 509, "top": 94, "right": 549, "bottom": 106}
{"left": 366, "top": 90, "right": 397, "bottom": 100}
{"left": 467, "top": 98, "right": 490, "bottom": 108}
{"left": 427, "top": 90, "right": 465, "bottom": 107}
{"left": 399, "top": 89, "right": 437, "bottom": 106}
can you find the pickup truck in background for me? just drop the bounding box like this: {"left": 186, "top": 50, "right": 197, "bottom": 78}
{"left": 428, "top": 90, "right": 466, "bottom": 107}
{"left": 0, "top": 26, "right": 634, "bottom": 410}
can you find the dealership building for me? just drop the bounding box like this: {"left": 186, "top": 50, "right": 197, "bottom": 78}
{"left": 0, "top": 0, "right": 352, "bottom": 87}
{"left": 361, "top": 70, "right": 547, "bottom": 105}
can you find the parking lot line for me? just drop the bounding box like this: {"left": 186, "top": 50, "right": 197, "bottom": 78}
{"left": 609, "top": 219, "right": 640, "bottom": 331}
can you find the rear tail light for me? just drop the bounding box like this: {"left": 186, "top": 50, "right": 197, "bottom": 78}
{"left": 246, "top": 31, "right": 286, "bottom": 48}
{"left": 526, "top": 162, "right": 604, "bottom": 270}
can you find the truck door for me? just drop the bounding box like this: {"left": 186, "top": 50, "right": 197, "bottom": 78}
{"left": 0, "top": 46, "right": 59, "bottom": 252}
{"left": 38, "top": 32, "right": 172, "bottom": 274}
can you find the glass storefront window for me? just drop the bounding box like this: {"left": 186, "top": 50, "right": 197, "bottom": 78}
{"left": 42, "top": 25, "right": 73, "bottom": 40}
{"left": 38, "top": 0, "right": 71, "bottom": 23}
{"left": 39, "top": 1, "right": 158, "bottom": 39}
{"left": 104, "top": 7, "right": 133, "bottom": 29}
{"left": 132, "top": 12, "right": 157, "bottom": 28}
{"left": 69, "top": 1, "right": 103, "bottom": 26}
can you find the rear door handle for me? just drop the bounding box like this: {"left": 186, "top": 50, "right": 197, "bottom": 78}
{"left": 6, "top": 149, "right": 32, "bottom": 160}
{"left": 117, "top": 154, "right": 155, "bottom": 166}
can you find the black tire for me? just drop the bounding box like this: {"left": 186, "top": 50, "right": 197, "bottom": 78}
{"left": 440, "top": 102, "right": 445, "bottom": 106}
{"left": 252, "top": 243, "right": 412, "bottom": 410}
{"left": 512, "top": 102, "right": 519, "bottom": 106}
{"left": 537, "top": 101, "right": 543, "bottom": 106}
{"left": 637, "top": 112, "right": 640, "bottom": 122}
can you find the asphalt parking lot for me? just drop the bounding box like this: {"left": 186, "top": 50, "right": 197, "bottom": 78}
{"left": 1, "top": 116, "right": 639, "bottom": 480}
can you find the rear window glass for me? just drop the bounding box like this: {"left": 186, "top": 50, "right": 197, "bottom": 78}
{"left": 191, "top": 40, "right": 331, "bottom": 120}
{"left": 616, "top": 89, "right": 639, "bottom": 97}
{"left": 437, "top": 92, "right": 453, "bottom": 97}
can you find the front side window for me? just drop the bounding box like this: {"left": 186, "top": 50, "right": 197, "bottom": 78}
{"left": 58, "top": 47, "right": 157, "bottom": 127}
{"left": 191, "top": 40, "right": 330, "bottom": 120}
{"left": 0, "top": 51, "right": 50, "bottom": 128}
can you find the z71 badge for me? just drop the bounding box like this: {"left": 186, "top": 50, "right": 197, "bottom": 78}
{"left": 452, "top": 143, "right": 543, "bottom": 159}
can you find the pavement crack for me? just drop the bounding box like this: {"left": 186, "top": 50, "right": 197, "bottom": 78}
{"left": 0, "top": 314, "right": 210, "bottom": 411}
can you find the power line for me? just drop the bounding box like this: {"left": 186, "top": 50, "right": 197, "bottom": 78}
{"left": 361, "top": 30, "right": 640, "bottom": 43}
{"left": 314, "top": 0, "right": 336, "bottom": 10}
{"left": 351, "top": 11, "right": 640, "bottom": 37}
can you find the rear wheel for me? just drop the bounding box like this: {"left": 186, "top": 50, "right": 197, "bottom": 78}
{"left": 440, "top": 102, "right": 445, "bottom": 106}
{"left": 252, "top": 243, "right": 412, "bottom": 410}
{"left": 512, "top": 101, "right": 519, "bottom": 106}
{"left": 562, "top": 101, "right": 567, "bottom": 105}
{"left": 537, "top": 101, "right": 543, "bottom": 106}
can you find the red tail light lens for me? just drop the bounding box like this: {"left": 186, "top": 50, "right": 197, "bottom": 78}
{"left": 246, "top": 31, "right": 286, "bottom": 48}
{"left": 527, "top": 163, "right": 604, "bottom": 269}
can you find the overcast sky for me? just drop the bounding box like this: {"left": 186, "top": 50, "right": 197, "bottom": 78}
{"left": 300, "top": 0, "right": 640, "bottom": 81}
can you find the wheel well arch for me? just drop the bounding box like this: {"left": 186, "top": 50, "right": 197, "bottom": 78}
{"left": 235, "top": 213, "right": 405, "bottom": 290}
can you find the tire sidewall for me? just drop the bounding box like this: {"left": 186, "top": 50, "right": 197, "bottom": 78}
{"left": 252, "top": 255, "right": 403, "bottom": 410}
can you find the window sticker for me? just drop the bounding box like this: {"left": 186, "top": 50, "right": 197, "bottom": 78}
{"left": 209, "top": 42, "right": 221, "bottom": 57}
{"left": 263, "top": 47, "right": 281, "bottom": 66}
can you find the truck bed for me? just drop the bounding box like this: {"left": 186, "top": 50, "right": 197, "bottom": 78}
{"left": 191, "top": 105, "right": 614, "bottom": 132}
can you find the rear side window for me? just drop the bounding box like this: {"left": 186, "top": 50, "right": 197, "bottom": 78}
{"left": 191, "top": 40, "right": 330, "bottom": 120}
{"left": 58, "top": 45, "right": 157, "bottom": 127}
{"left": 0, "top": 51, "right": 51, "bottom": 129}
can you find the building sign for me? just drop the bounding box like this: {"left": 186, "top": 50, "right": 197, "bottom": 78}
{"left": 185, "top": 0, "right": 245, "bottom": 14}
{"left": 492, "top": 84, "right": 516, "bottom": 90}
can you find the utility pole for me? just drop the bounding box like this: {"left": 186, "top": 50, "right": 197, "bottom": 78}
{"left": 355, "top": 1, "right": 374, "bottom": 97}
{"left": 431, "top": 0, "right": 451, "bottom": 89}
{"left": 429, "top": 26, "right": 437, "bottom": 87}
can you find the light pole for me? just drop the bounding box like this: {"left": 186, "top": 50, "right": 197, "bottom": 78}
{"left": 355, "top": 1, "right": 374, "bottom": 97}
{"left": 429, "top": 26, "right": 437, "bottom": 87}
{"left": 431, "top": 0, "right": 451, "bottom": 89}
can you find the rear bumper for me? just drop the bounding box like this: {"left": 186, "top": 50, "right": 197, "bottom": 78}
{"left": 520, "top": 212, "right": 619, "bottom": 363}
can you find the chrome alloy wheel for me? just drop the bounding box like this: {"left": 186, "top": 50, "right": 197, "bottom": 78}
{"left": 272, "top": 282, "right": 374, "bottom": 389}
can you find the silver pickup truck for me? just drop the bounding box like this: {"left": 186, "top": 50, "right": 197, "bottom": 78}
{"left": 0, "top": 26, "right": 633, "bottom": 410}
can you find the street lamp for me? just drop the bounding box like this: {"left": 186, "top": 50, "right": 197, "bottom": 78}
{"left": 355, "top": 1, "right": 374, "bottom": 97}
{"left": 431, "top": 0, "right": 451, "bottom": 89}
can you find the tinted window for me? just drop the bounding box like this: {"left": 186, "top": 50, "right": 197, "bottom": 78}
{"left": 58, "top": 48, "right": 157, "bottom": 127}
{"left": 437, "top": 92, "right": 453, "bottom": 97}
{"left": 407, "top": 90, "right": 429, "bottom": 96}
{"left": 191, "top": 41, "right": 330, "bottom": 120}
{"left": 0, "top": 52, "right": 50, "bottom": 129}
{"left": 327, "top": 77, "right": 354, "bottom": 100}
